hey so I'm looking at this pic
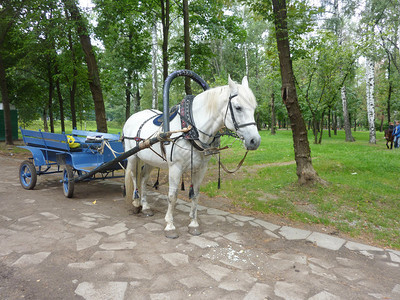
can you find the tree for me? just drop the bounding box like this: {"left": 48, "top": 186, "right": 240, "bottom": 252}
{"left": 63, "top": 0, "right": 107, "bottom": 132}
{"left": 151, "top": 17, "right": 158, "bottom": 109}
{"left": 271, "top": 0, "right": 321, "bottom": 184}
{"left": 328, "top": 0, "right": 356, "bottom": 142}
{"left": 183, "top": 0, "right": 192, "bottom": 94}
{"left": 161, "top": 0, "right": 171, "bottom": 82}
{"left": 94, "top": 0, "right": 152, "bottom": 120}
{"left": 0, "top": 2, "right": 22, "bottom": 145}
{"left": 365, "top": 57, "right": 376, "bottom": 143}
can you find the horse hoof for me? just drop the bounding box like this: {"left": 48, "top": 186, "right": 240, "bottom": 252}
{"left": 188, "top": 227, "right": 201, "bottom": 236}
{"left": 129, "top": 206, "right": 142, "bottom": 215}
{"left": 142, "top": 209, "right": 154, "bottom": 217}
{"left": 165, "top": 230, "right": 179, "bottom": 239}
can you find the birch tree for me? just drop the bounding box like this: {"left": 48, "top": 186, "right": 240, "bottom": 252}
{"left": 183, "top": 0, "right": 192, "bottom": 95}
{"left": 152, "top": 19, "right": 158, "bottom": 109}
{"left": 341, "top": 86, "right": 355, "bottom": 141}
{"left": 322, "top": 0, "right": 356, "bottom": 141}
{"left": 365, "top": 57, "right": 376, "bottom": 143}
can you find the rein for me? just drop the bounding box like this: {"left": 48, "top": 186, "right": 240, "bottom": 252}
{"left": 219, "top": 150, "right": 248, "bottom": 174}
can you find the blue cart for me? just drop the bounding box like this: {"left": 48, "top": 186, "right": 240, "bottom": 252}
{"left": 18, "top": 128, "right": 126, "bottom": 198}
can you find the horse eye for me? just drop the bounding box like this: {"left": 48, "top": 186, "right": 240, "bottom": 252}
{"left": 235, "top": 106, "right": 242, "bottom": 112}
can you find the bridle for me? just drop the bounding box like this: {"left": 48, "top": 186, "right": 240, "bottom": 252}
{"left": 224, "top": 94, "right": 257, "bottom": 131}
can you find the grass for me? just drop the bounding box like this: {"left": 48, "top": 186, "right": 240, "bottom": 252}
{"left": 2, "top": 122, "right": 399, "bottom": 249}
{"left": 202, "top": 129, "right": 400, "bottom": 249}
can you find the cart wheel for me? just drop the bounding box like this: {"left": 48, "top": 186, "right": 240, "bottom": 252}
{"left": 19, "top": 160, "right": 37, "bottom": 190}
{"left": 63, "top": 165, "right": 75, "bottom": 198}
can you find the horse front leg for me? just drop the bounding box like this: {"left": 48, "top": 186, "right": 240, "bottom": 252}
{"left": 164, "top": 165, "right": 182, "bottom": 239}
{"left": 188, "top": 165, "right": 208, "bottom": 236}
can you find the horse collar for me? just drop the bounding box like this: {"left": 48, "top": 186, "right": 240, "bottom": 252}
{"left": 180, "top": 95, "right": 199, "bottom": 140}
{"left": 179, "top": 96, "right": 219, "bottom": 151}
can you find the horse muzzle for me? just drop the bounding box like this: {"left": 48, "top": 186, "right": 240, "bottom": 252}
{"left": 244, "top": 133, "right": 261, "bottom": 150}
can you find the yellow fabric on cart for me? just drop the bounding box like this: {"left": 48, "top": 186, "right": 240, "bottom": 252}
{"left": 67, "top": 135, "right": 81, "bottom": 149}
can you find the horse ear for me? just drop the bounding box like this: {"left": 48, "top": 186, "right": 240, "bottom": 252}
{"left": 228, "top": 75, "right": 238, "bottom": 94}
{"left": 242, "top": 76, "right": 249, "bottom": 88}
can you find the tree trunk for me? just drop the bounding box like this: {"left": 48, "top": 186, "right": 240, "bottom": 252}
{"left": 0, "top": 52, "right": 13, "bottom": 145}
{"left": 161, "top": 0, "right": 170, "bottom": 83}
{"left": 56, "top": 77, "right": 65, "bottom": 133}
{"left": 63, "top": 0, "right": 107, "bottom": 133}
{"left": 47, "top": 60, "right": 54, "bottom": 133}
{"left": 313, "top": 115, "right": 318, "bottom": 144}
{"left": 328, "top": 108, "right": 331, "bottom": 137}
{"left": 270, "top": 92, "right": 276, "bottom": 135}
{"left": 244, "top": 43, "right": 249, "bottom": 79}
{"left": 365, "top": 57, "right": 376, "bottom": 144}
{"left": 151, "top": 17, "right": 158, "bottom": 109}
{"left": 387, "top": 57, "right": 392, "bottom": 123}
{"left": 43, "top": 109, "right": 48, "bottom": 132}
{"left": 183, "top": 0, "right": 192, "bottom": 95}
{"left": 66, "top": 20, "right": 77, "bottom": 129}
{"left": 272, "top": 0, "right": 321, "bottom": 185}
{"left": 134, "top": 78, "right": 141, "bottom": 113}
{"left": 125, "top": 71, "right": 132, "bottom": 121}
{"left": 333, "top": 112, "right": 337, "bottom": 135}
{"left": 318, "top": 111, "right": 325, "bottom": 144}
{"left": 0, "top": 9, "right": 15, "bottom": 145}
{"left": 341, "top": 86, "right": 355, "bottom": 142}
{"left": 69, "top": 77, "right": 77, "bottom": 129}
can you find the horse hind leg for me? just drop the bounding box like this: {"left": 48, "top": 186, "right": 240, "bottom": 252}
{"left": 139, "top": 164, "right": 155, "bottom": 217}
{"left": 125, "top": 156, "right": 142, "bottom": 214}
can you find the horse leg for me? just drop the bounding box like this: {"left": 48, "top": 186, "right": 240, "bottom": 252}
{"left": 140, "top": 164, "right": 154, "bottom": 217}
{"left": 164, "top": 165, "right": 182, "bottom": 239}
{"left": 125, "top": 156, "right": 141, "bottom": 214}
{"left": 188, "top": 165, "right": 208, "bottom": 236}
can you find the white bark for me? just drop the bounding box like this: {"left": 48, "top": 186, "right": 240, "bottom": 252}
{"left": 244, "top": 43, "right": 249, "bottom": 79}
{"left": 151, "top": 19, "right": 158, "bottom": 110}
{"left": 365, "top": 57, "right": 376, "bottom": 144}
{"left": 341, "top": 86, "right": 355, "bottom": 141}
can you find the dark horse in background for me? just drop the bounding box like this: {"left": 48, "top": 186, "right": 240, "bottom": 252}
{"left": 384, "top": 128, "right": 394, "bottom": 149}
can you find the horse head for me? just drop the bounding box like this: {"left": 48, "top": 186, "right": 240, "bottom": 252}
{"left": 224, "top": 75, "right": 261, "bottom": 151}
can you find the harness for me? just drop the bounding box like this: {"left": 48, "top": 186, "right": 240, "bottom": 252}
{"left": 123, "top": 92, "right": 257, "bottom": 193}
{"left": 179, "top": 95, "right": 220, "bottom": 152}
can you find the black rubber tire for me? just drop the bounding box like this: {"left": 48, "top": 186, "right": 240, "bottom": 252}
{"left": 63, "top": 165, "right": 75, "bottom": 198}
{"left": 19, "top": 160, "right": 37, "bottom": 190}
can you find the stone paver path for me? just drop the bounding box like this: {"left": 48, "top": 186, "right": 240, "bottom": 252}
{"left": 0, "top": 156, "right": 399, "bottom": 299}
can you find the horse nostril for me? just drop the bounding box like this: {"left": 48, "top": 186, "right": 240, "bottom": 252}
{"left": 250, "top": 138, "right": 255, "bottom": 145}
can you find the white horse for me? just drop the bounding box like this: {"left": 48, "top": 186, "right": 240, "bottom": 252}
{"left": 123, "top": 75, "right": 261, "bottom": 238}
